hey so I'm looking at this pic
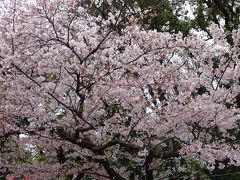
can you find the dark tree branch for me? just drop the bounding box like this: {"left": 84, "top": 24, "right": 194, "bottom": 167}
{"left": 81, "top": 4, "right": 126, "bottom": 63}
{"left": 0, "top": 130, "right": 20, "bottom": 145}
{"left": 145, "top": 151, "right": 154, "bottom": 180}
{"left": 11, "top": 63, "right": 95, "bottom": 129}
{"left": 153, "top": 151, "right": 180, "bottom": 159}
{"left": 95, "top": 156, "right": 124, "bottom": 180}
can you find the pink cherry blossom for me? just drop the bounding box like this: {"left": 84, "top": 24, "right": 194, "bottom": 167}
{"left": 0, "top": 0, "right": 240, "bottom": 179}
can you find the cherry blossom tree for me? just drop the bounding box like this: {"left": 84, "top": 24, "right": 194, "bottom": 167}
{"left": 0, "top": 0, "right": 240, "bottom": 179}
